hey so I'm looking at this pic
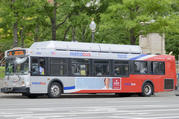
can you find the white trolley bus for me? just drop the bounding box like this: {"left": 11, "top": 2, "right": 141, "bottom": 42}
{"left": 1, "top": 41, "right": 177, "bottom": 98}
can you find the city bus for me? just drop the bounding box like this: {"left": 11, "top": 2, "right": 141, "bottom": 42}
{"left": 1, "top": 41, "right": 177, "bottom": 98}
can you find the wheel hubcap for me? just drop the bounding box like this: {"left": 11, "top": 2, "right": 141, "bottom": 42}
{"left": 51, "top": 85, "right": 60, "bottom": 96}
{"left": 144, "top": 85, "right": 152, "bottom": 95}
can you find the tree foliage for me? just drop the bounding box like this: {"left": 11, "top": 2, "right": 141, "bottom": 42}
{"left": 0, "top": 0, "right": 178, "bottom": 58}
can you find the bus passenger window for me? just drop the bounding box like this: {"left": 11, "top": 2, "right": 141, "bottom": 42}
{"left": 31, "top": 57, "right": 46, "bottom": 76}
{"left": 71, "top": 59, "right": 89, "bottom": 76}
{"left": 152, "top": 62, "right": 165, "bottom": 75}
{"left": 39, "top": 58, "right": 45, "bottom": 75}
{"left": 114, "top": 61, "right": 129, "bottom": 76}
{"left": 72, "top": 64, "right": 81, "bottom": 76}
{"left": 50, "top": 58, "right": 68, "bottom": 76}
{"left": 134, "top": 61, "right": 148, "bottom": 74}
{"left": 94, "top": 60, "right": 109, "bottom": 76}
{"left": 31, "top": 58, "right": 39, "bottom": 75}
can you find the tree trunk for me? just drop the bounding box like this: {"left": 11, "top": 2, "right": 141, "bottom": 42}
{"left": 72, "top": 26, "right": 76, "bottom": 41}
{"left": 20, "top": 26, "right": 24, "bottom": 48}
{"left": 34, "top": 24, "right": 39, "bottom": 42}
{"left": 82, "top": 25, "right": 87, "bottom": 41}
{"left": 13, "top": 21, "right": 18, "bottom": 48}
{"left": 51, "top": 0, "right": 57, "bottom": 40}
{"left": 12, "top": 0, "right": 18, "bottom": 48}
{"left": 129, "top": 28, "right": 136, "bottom": 45}
{"left": 51, "top": 19, "right": 56, "bottom": 40}
{"left": 63, "top": 25, "right": 71, "bottom": 41}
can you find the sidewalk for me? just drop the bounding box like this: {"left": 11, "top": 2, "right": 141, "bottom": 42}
{"left": 0, "top": 79, "right": 2, "bottom": 89}
{"left": 175, "top": 88, "right": 179, "bottom": 96}
{"left": 0, "top": 79, "right": 2, "bottom": 93}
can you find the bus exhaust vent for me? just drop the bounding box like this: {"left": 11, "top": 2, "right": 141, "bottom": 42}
{"left": 164, "top": 79, "right": 174, "bottom": 89}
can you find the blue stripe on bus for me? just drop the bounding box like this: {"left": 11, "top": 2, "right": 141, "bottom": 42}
{"left": 32, "top": 82, "right": 41, "bottom": 85}
{"left": 64, "top": 86, "right": 75, "bottom": 90}
{"left": 130, "top": 54, "right": 148, "bottom": 60}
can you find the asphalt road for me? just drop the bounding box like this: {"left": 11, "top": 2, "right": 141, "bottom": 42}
{"left": 0, "top": 92, "right": 179, "bottom": 119}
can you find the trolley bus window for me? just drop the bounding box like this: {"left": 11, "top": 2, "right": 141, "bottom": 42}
{"left": 114, "top": 61, "right": 129, "bottom": 76}
{"left": 151, "top": 62, "right": 165, "bottom": 75}
{"left": 50, "top": 58, "right": 68, "bottom": 76}
{"left": 94, "top": 60, "right": 109, "bottom": 76}
{"left": 31, "top": 57, "right": 46, "bottom": 76}
{"left": 71, "top": 59, "right": 89, "bottom": 76}
{"left": 5, "top": 59, "right": 15, "bottom": 75}
{"left": 5, "top": 57, "right": 29, "bottom": 75}
{"left": 133, "top": 61, "right": 148, "bottom": 74}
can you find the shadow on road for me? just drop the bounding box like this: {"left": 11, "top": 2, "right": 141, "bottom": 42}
{"left": 0, "top": 91, "right": 176, "bottom": 99}
{"left": 0, "top": 93, "right": 141, "bottom": 99}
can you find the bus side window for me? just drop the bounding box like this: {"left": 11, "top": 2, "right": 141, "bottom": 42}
{"left": 71, "top": 59, "right": 89, "bottom": 76}
{"left": 133, "top": 61, "right": 148, "bottom": 74}
{"left": 50, "top": 58, "right": 68, "bottom": 76}
{"left": 31, "top": 57, "right": 46, "bottom": 76}
{"left": 31, "top": 58, "right": 39, "bottom": 75}
{"left": 114, "top": 61, "right": 129, "bottom": 77}
{"left": 152, "top": 62, "right": 165, "bottom": 75}
{"left": 39, "top": 58, "right": 45, "bottom": 75}
{"left": 94, "top": 60, "right": 109, "bottom": 76}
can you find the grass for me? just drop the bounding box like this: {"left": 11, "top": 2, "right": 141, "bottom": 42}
{"left": 0, "top": 66, "right": 5, "bottom": 79}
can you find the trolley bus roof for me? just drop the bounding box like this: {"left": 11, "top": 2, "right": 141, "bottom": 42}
{"left": 30, "top": 41, "right": 142, "bottom": 54}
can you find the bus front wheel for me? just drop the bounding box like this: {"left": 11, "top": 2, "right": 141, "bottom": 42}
{"left": 141, "top": 82, "right": 153, "bottom": 97}
{"left": 48, "top": 82, "right": 62, "bottom": 98}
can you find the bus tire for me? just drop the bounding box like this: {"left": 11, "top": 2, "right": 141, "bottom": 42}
{"left": 141, "top": 82, "right": 153, "bottom": 97}
{"left": 48, "top": 82, "right": 62, "bottom": 98}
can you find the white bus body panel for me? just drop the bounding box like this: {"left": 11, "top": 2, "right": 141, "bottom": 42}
{"left": 3, "top": 75, "right": 30, "bottom": 88}
{"left": 30, "top": 76, "right": 75, "bottom": 94}
{"left": 30, "top": 41, "right": 142, "bottom": 54}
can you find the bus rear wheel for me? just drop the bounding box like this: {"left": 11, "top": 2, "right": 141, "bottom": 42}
{"left": 141, "top": 82, "right": 153, "bottom": 97}
{"left": 48, "top": 82, "right": 62, "bottom": 98}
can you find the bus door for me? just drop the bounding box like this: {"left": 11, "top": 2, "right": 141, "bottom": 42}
{"left": 30, "top": 57, "right": 48, "bottom": 93}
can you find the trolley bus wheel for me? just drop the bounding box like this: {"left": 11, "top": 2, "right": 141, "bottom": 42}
{"left": 141, "top": 82, "right": 153, "bottom": 97}
{"left": 48, "top": 82, "right": 62, "bottom": 98}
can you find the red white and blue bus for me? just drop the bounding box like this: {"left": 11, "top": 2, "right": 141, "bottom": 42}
{"left": 1, "top": 41, "right": 177, "bottom": 98}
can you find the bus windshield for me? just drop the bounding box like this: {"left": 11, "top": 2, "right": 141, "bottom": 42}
{"left": 5, "top": 57, "right": 29, "bottom": 75}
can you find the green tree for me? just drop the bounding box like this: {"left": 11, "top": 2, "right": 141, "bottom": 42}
{"left": 0, "top": 0, "right": 178, "bottom": 59}
{"left": 165, "top": 0, "right": 179, "bottom": 58}
{"left": 99, "top": 0, "right": 178, "bottom": 45}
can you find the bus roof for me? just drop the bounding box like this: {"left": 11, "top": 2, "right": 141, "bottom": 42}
{"left": 30, "top": 41, "right": 142, "bottom": 54}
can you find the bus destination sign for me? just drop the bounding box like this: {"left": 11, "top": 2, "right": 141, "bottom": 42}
{"left": 7, "top": 50, "right": 26, "bottom": 56}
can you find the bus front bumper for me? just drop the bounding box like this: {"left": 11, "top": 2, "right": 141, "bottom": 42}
{"left": 1, "top": 87, "right": 29, "bottom": 93}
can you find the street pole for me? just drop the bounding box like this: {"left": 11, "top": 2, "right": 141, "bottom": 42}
{"left": 92, "top": 32, "right": 95, "bottom": 43}
{"left": 89, "top": 19, "right": 96, "bottom": 43}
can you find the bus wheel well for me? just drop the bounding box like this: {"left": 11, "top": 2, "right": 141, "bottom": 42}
{"left": 48, "top": 79, "right": 64, "bottom": 94}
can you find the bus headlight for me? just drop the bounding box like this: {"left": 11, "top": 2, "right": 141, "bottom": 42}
{"left": 25, "top": 81, "right": 30, "bottom": 87}
{"left": 4, "top": 81, "right": 8, "bottom": 86}
{"left": 21, "top": 81, "right": 25, "bottom": 86}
